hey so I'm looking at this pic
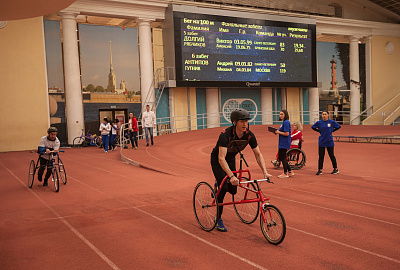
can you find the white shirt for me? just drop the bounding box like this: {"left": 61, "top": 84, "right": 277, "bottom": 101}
{"left": 142, "top": 110, "right": 156, "bottom": 128}
{"left": 99, "top": 122, "right": 111, "bottom": 135}
{"left": 39, "top": 136, "right": 60, "bottom": 160}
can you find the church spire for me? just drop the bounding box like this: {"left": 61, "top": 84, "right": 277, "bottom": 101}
{"left": 107, "top": 41, "right": 117, "bottom": 93}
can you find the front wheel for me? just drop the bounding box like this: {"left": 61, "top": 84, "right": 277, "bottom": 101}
{"left": 58, "top": 158, "right": 67, "bottom": 185}
{"left": 260, "top": 204, "right": 286, "bottom": 245}
{"left": 52, "top": 168, "right": 60, "bottom": 192}
{"left": 193, "top": 182, "right": 218, "bottom": 231}
{"left": 233, "top": 179, "right": 259, "bottom": 224}
{"left": 28, "top": 160, "right": 36, "bottom": 188}
{"left": 73, "top": 137, "right": 83, "bottom": 148}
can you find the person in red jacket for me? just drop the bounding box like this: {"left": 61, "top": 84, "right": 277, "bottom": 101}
{"left": 271, "top": 121, "right": 303, "bottom": 167}
{"left": 128, "top": 113, "right": 139, "bottom": 149}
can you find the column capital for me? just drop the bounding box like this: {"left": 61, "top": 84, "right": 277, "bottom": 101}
{"left": 348, "top": 35, "right": 363, "bottom": 43}
{"left": 361, "top": 36, "right": 372, "bottom": 43}
{"left": 136, "top": 18, "right": 155, "bottom": 26}
{"left": 58, "top": 12, "right": 79, "bottom": 20}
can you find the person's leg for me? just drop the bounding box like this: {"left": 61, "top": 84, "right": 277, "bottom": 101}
{"left": 278, "top": 148, "right": 289, "bottom": 176}
{"left": 149, "top": 127, "right": 154, "bottom": 145}
{"left": 133, "top": 131, "right": 138, "bottom": 148}
{"left": 102, "top": 135, "right": 109, "bottom": 152}
{"left": 110, "top": 134, "right": 115, "bottom": 150}
{"left": 37, "top": 157, "right": 47, "bottom": 182}
{"left": 145, "top": 127, "right": 150, "bottom": 145}
{"left": 129, "top": 130, "right": 134, "bottom": 148}
{"left": 327, "top": 146, "right": 338, "bottom": 173}
{"left": 44, "top": 160, "right": 52, "bottom": 183}
{"left": 317, "top": 147, "right": 325, "bottom": 174}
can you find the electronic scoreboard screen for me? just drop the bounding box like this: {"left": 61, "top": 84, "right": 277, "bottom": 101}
{"left": 173, "top": 11, "right": 317, "bottom": 88}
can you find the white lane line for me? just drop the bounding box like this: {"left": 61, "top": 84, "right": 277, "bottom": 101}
{"left": 285, "top": 187, "right": 400, "bottom": 211}
{"left": 289, "top": 226, "right": 400, "bottom": 264}
{"left": 272, "top": 195, "right": 400, "bottom": 227}
{"left": 0, "top": 162, "right": 121, "bottom": 270}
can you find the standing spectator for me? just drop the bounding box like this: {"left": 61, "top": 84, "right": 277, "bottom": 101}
{"left": 142, "top": 105, "right": 156, "bottom": 147}
{"left": 312, "top": 111, "right": 341, "bottom": 175}
{"left": 37, "top": 127, "right": 60, "bottom": 186}
{"left": 110, "top": 119, "right": 118, "bottom": 151}
{"left": 129, "top": 113, "right": 138, "bottom": 149}
{"left": 274, "top": 110, "right": 292, "bottom": 178}
{"left": 99, "top": 117, "right": 111, "bottom": 153}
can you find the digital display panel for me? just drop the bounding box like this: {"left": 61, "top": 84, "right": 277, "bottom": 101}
{"left": 174, "top": 12, "right": 317, "bottom": 87}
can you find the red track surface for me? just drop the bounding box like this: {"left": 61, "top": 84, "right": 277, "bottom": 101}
{"left": 1, "top": 125, "right": 399, "bottom": 269}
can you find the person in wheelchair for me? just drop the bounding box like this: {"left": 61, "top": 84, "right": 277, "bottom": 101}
{"left": 37, "top": 127, "right": 60, "bottom": 186}
{"left": 271, "top": 121, "right": 303, "bottom": 168}
{"left": 211, "top": 109, "right": 272, "bottom": 232}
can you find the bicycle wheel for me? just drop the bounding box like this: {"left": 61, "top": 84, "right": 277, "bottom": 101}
{"left": 193, "top": 182, "right": 218, "bottom": 231}
{"left": 233, "top": 179, "right": 259, "bottom": 224}
{"left": 73, "top": 137, "right": 84, "bottom": 148}
{"left": 58, "top": 158, "right": 67, "bottom": 185}
{"left": 94, "top": 136, "right": 102, "bottom": 148}
{"left": 287, "top": 148, "right": 306, "bottom": 170}
{"left": 28, "top": 160, "right": 36, "bottom": 188}
{"left": 260, "top": 204, "right": 286, "bottom": 245}
{"left": 51, "top": 168, "right": 60, "bottom": 192}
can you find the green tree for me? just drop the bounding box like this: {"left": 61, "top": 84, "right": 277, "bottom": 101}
{"left": 86, "top": 84, "right": 95, "bottom": 92}
{"left": 136, "top": 91, "right": 141, "bottom": 95}
{"left": 96, "top": 85, "right": 105, "bottom": 92}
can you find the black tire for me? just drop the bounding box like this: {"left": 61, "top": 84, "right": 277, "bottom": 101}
{"left": 58, "top": 158, "right": 67, "bottom": 185}
{"left": 193, "top": 182, "right": 218, "bottom": 231}
{"left": 233, "top": 179, "right": 260, "bottom": 224}
{"left": 73, "top": 137, "right": 84, "bottom": 148}
{"left": 52, "top": 168, "right": 60, "bottom": 192}
{"left": 94, "top": 136, "right": 102, "bottom": 148}
{"left": 287, "top": 148, "right": 306, "bottom": 170}
{"left": 260, "top": 204, "right": 286, "bottom": 245}
{"left": 28, "top": 160, "right": 36, "bottom": 188}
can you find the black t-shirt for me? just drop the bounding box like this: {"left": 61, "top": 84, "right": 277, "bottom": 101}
{"left": 211, "top": 126, "right": 258, "bottom": 164}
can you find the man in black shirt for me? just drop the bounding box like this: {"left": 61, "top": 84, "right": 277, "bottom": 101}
{"left": 211, "top": 109, "right": 272, "bottom": 232}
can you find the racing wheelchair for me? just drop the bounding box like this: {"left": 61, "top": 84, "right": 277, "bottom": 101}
{"left": 272, "top": 141, "right": 306, "bottom": 170}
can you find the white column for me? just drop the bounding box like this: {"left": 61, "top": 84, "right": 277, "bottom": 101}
{"left": 349, "top": 36, "right": 361, "bottom": 125}
{"left": 261, "top": 88, "right": 273, "bottom": 125}
{"left": 60, "top": 12, "right": 84, "bottom": 145}
{"left": 364, "top": 36, "right": 372, "bottom": 116}
{"left": 137, "top": 19, "right": 155, "bottom": 110}
{"left": 206, "top": 88, "right": 220, "bottom": 128}
{"left": 308, "top": 87, "right": 319, "bottom": 123}
{"left": 281, "top": 88, "right": 287, "bottom": 109}
{"left": 168, "top": 88, "right": 175, "bottom": 132}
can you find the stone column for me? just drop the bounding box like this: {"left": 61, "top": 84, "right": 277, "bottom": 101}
{"left": 60, "top": 12, "right": 84, "bottom": 145}
{"left": 261, "top": 88, "right": 273, "bottom": 125}
{"left": 206, "top": 88, "right": 220, "bottom": 128}
{"left": 137, "top": 19, "right": 154, "bottom": 110}
{"left": 349, "top": 36, "right": 361, "bottom": 125}
{"left": 308, "top": 87, "right": 319, "bottom": 124}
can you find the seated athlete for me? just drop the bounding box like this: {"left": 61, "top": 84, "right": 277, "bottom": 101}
{"left": 210, "top": 109, "right": 272, "bottom": 232}
{"left": 37, "top": 127, "right": 60, "bottom": 186}
{"left": 271, "top": 121, "right": 303, "bottom": 167}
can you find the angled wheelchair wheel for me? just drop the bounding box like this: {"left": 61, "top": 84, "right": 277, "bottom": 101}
{"left": 58, "top": 158, "right": 67, "bottom": 185}
{"left": 28, "top": 160, "right": 36, "bottom": 188}
{"left": 193, "top": 182, "right": 218, "bottom": 231}
{"left": 233, "top": 177, "right": 260, "bottom": 224}
{"left": 260, "top": 204, "right": 286, "bottom": 245}
{"left": 52, "top": 168, "right": 60, "bottom": 192}
{"left": 286, "top": 148, "right": 306, "bottom": 170}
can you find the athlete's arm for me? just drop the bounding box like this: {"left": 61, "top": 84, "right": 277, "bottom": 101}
{"left": 252, "top": 146, "right": 272, "bottom": 179}
{"left": 218, "top": 146, "right": 239, "bottom": 186}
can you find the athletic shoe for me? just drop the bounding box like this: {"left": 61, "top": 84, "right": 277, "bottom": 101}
{"left": 43, "top": 180, "right": 48, "bottom": 186}
{"left": 135, "top": 146, "right": 138, "bottom": 150}
{"left": 216, "top": 218, "right": 228, "bottom": 232}
{"left": 271, "top": 160, "right": 277, "bottom": 165}
{"left": 146, "top": 144, "right": 149, "bottom": 147}
{"left": 331, "top": 169, "right": 339, "bottom": 174}
{"left": 151, "top": 141, "right": 154, "bottom": 145}
{"left": 278, "top": 173, "right": 289, "bottom": 178}
{"left": 316, "top": 170, "right": 322, "bottom": 175}
{"left": 38, "top": 177, "right": 42, "bottom": 182}
{"left": 288, "top": 172, "right": 294, "bottom": 177}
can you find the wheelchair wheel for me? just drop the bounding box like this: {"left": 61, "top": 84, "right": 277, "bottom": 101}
{"left": 233, "top": 178, "right": 260, "bottom": 224}
{"left": 193, "top": 182, "right": 218, "bottom": 231}
{"left": 286, "top": 148, "right": 306, "bottom": 170}
{"left": 94, "top": 136, "right": 102, "bottom": 148}
{"left": 58, "top": 158, "right": 67, "bottom": 185}
{"left": 260, "top": 204, "right": 286, "bottom": 245}
{"left": 51, "top": 168, "right": 60, "bottom": 192}
{"left": 28, "top": 160, "right": 36, "bottom": 188}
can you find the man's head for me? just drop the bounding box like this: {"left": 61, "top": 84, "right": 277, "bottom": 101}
{"left": 230, "top": 109, "right": 251, "bottom": 132}
{"left": 129, "top": 113, "right": 133, "bottom": 118}
{"left": 47, "top": 127, "right": 58, "bottom": 141}
{"left": 146, "top": 105, "right": 150, "bottom": 112}
{"left": 103, "top": 117, "right": 108, "bottom": 123}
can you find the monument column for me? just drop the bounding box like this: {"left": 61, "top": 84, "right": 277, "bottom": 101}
{"left": 349, "top": 36, "right": 361, "bottom": 125}
{"left": 60, "top": 12, "right": 84, "bottom": 144}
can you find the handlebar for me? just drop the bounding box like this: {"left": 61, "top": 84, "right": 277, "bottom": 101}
{"left": 240, "top": 178, "right": 274, "bottom": 184}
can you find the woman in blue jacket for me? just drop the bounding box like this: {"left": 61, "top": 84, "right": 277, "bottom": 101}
{"left": 312, "top": 111, "right": 341, "bottom": 175}
{"left": 274, "top": 110, "right": 292, "bottom": 178}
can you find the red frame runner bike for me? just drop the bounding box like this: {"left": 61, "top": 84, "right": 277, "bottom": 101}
{"left": 193, "top": 149, "right": 286, "bottom": 245}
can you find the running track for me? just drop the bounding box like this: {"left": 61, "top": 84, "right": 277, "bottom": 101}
{"left": 1, "top": 125, "right": 399, "bottom": 269}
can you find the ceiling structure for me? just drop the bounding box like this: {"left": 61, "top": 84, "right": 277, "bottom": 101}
{"left": 367, "top": 0, "right": 400, "bottom": 17}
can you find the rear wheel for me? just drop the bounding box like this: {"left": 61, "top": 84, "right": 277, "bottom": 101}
{"left": 193, "top": 182, "right": 218, "bottom": 231}
{"left": 28, "top": 160, "right": 36, "bottom": 188}
{"left": 58, "top": 158, "right": 67, "bottom": 185}
{"left": 52, "top": 168, "right": 60, "bottom": 192}
{"left": 260, "top": 204, "right": 286, "bottom": 245}
{"left": 73, "top": 137, "right": 84, "bottom": 148}
{"left": 233, "top": 179, "right": 259, "bottom": 224}
{"left": 287, "top": 148, "right": 306, "bottom": 170}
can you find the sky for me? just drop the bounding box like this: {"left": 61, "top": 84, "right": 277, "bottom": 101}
{"left": 44, "top": 20, "right": 140, "bottom": 92}
{"left": 317, "top": 41, "right": 346, "bottom": 91}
